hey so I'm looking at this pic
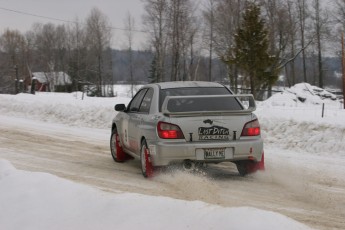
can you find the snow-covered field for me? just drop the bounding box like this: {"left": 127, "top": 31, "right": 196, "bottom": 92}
{"left": 0, "top": 83, "right": 344, "bottom": 230}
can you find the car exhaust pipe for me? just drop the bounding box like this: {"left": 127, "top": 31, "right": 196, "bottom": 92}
{"left": 182, "top": 160, "right": 195, "bottom": 171}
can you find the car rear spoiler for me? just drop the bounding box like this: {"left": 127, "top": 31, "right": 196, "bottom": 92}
{"left": 162, "top": 94, "right": 256, "bottom": 117}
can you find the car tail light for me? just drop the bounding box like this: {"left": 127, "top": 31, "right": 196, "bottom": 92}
{"left": 241, "top": 119, "right": 260, "bottom": 136}
{"left": 157, "top": 121, "right": 184, "bottom": 139}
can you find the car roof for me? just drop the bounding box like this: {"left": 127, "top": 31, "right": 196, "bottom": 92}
{"left": 148, "top": 81, "right": 225, "bottom": 89}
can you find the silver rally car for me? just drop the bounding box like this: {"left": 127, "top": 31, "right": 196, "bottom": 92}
{"left": 110, "top": 81, "right": 264, "bottom": 177}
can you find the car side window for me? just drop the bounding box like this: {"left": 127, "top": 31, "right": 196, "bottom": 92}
{"left": 127, "top": 89, "right": 147, "bottom": 113}
{"left": 139, "top": 88, "right": 154, "bottom": 113}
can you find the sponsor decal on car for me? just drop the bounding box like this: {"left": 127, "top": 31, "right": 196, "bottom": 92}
{"left": 198, "top": 126, "right": 229, "bottom": 140}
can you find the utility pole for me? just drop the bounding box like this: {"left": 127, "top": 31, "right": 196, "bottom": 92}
{"left": 341, "top": 33, "right": 345, "bottom": 109}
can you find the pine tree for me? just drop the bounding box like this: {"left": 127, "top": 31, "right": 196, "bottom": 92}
{"left": 232, "top": 2, "right": 276, "bottom": 98}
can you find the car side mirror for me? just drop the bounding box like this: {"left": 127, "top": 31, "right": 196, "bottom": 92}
{"left": 115, "top": 104, "right": 126, "bottom": 112}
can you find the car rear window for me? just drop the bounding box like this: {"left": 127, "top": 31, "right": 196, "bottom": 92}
{"left": 159, "top": 87, "right": 243, "bottom": 112}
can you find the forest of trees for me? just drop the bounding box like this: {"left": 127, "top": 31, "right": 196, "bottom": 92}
{"left": 0, "top": 0, "right": 344, "bottom": 98}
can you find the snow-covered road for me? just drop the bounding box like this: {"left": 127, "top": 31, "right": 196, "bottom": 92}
{"left": 1, "top": 115, "right": 344, "bottom": 230}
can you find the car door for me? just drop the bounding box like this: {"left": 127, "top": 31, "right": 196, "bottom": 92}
{"left": 128, "top": 88, "right": 154, "bottom": 154}
{"left": 122, "top": 89, "right": 148, "bottom": 152}
{"left": 125, "top": 88, "right": 148, "bottom": 154}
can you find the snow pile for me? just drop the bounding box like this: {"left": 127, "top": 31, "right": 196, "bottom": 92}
{"left": 0, "top": 159, "right": 311, "bottom": 230}
{"left": 262, "top": 83, "right": 339, "bottom": 107}
{"left": 257, "top": 83, "right": 345, "bottom": 156}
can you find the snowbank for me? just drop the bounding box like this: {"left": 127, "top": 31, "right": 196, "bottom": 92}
{"left": 257, "top": 83, "right": 345, "bottom": 156}
{"left": 0, "top": 159, "right": 311, "bottom": 230}
{"left": 0, "top": 92, "right": 130, "bottom": 129}
{"left": 262, "top": 83, "right": 340, "bottom": 107}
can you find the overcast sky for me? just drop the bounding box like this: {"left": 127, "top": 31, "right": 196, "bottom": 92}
{"left": 0, "top": 0, "right": 147, "bottom": 49}
{"left": 0, "top": 0, "right": 335, "bottom": 51}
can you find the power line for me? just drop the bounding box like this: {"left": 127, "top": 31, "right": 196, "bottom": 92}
{"left": 0, "top": 6, "right": 148, "bottom": 33}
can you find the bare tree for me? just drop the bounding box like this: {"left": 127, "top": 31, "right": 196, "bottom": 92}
{"left": 25, "top": 30, "right": 36, "bottom": 75}
{"left": 85, "top": 7, "right": 112, "bottom": 96}
{"left": 169, "top": 0, "right": 182, "bottom": 81}
{"left": 0, "top": 29, "right": 25, "bottom": 66}
{"left": 333, "top": 0, "right": 345, "bottom": 31}
{"left": 285, "top": 0, "right": 299, "bottom": 86}
{"left": 297, "top": 0, "right": 309, "bottom": 82}
{"left": 0, "top": 29, "right": 27, "bottom": 93}
{"left": 65, "top": 18, "right": 86, "bottom": 91}
{"left": 178, "top": 0, "right": 199, "bottom": 81}
{"left": 144, "top": 0, "right": 197, "bottom": 82}
{"left": 32, "top": 23, "right": 60, "bottom": 91}
{"left": 124, "top": 12, "right": 135, "bottom": 97}
{"left": 143, "top": 0, "right": 169, "bottom": 82}
{"left": 186, "top": 15, "right": 199, "bottom": 81}
{"left": 203, "top": 0, "right": 216, "bottom": 81}
{"left": 260, "top": 0, "right": 315, "bottom": 91}
{"left": 311, "top": 0, "right": 329, "bottom": 88}
{"left": 54, "top": 25, "right": 69, "bottom": 91}
{"left": 167, "top": 0, "right": 196, "bottom": 81}
{"left": 261, "top": 0, "right": 278, "bottom": 54}
{"left": 213, "top": 0, "right": 244, "bottom": 91}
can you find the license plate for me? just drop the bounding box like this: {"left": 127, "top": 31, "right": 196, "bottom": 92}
{"left": 204, "top": 148, "right": 225, "bottom": 159}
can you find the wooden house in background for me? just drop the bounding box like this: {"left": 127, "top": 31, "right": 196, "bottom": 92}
{"left": 31, "top": 72, "right": 72, "bottom": 92}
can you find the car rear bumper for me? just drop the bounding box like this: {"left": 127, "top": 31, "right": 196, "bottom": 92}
{"left": 146, "top": 138, "right": 264, "bottom": 166}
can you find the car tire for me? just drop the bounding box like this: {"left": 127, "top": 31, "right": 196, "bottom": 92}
{"left": 110, "top": 127, "right": 131, "bottom": 162}
{"left": 237, "top": 160, "right": 264, "bottom": 176}
{"left": 236, "top": 161, "right": 253, "bottom": 176}
{"left": 236, "top": 153, "right": 265, "bottom": 176}
{"left": 140, "top": 139, "right": 154, "bottom": 178}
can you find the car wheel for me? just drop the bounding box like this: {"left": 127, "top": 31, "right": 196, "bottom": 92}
{"left": 236, "top": 153, "right": 265, "bottom": 176}
{"left": 140, "top": 139, "right": 154, "bottom": 178}
{"left": 110, "top": 128, "right": 131, "bottom": 162}
{"left": 236, "top": 161, "right": 255, "bottom": 176}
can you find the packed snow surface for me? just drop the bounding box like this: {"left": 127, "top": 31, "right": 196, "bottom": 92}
{"left": 0, "top": 83, "right": 344, "bottom": 230}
